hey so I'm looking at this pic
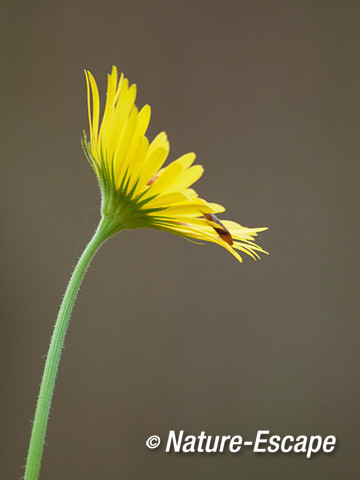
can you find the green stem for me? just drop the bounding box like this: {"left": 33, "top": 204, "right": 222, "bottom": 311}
{"left": 24, "top": 216, "right": 114, "bottom": 480}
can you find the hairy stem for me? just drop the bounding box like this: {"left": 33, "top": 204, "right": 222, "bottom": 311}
{"left": 24, "top": 217, "right": 114, "bottom": 480}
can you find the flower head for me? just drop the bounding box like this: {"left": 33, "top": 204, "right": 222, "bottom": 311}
{"left": 82, "top": 66, "right": 267, "bottom": 262}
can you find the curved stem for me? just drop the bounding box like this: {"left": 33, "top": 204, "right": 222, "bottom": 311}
{"left": 24, "top": 217, "right": 114, "bottom": 480}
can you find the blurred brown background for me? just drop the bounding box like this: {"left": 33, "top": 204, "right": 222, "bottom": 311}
{"left": 1, "top": 1, "right": 359, "bottom": 478}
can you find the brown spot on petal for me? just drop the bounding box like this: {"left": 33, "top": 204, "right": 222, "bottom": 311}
{"left": 204, "top": 213, "right": 234, "bottom": 246}
{"left": 146, "top": 175, "right": 159, "bottom": 186}
{"left": 172, "top": 221, "right": 190, "bottom": 226}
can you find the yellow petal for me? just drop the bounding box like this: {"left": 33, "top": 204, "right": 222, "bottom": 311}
{"left": 142, "top": 162, "right": 183, "bottom": 199}
{"left": 145, "top": 192, "right": 189, "bottom": 208}
{"left": 85, "top": 71, "right": 100, "bottom": 146}
{"left": 164, "top": 164, "right": 204, "bottom": 193}
{"left": 136, "top": 146, "right": 169, "bottom": 191}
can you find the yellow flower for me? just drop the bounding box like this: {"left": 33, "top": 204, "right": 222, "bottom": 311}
{"left": 82, "top": 66, "right": 267, "bottom": 262}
